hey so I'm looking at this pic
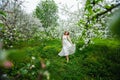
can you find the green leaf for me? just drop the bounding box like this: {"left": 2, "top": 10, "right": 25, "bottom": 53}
{"left": 0, "top": 10, "right": 6, "bottom": 17}
{"left": 104, "top": 5, "right": 111, "bottom": 9}
{"left": 0, "top": 23, "right": 4, "bottom": 27}
{"left": 21, "top": 69, "right": 28, "bottom": 75}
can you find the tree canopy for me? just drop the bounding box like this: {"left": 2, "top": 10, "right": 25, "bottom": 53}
{"left": 35, "top": 0, "right": 58, "bottom": 35}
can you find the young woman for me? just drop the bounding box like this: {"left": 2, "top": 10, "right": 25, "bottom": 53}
{"left": 58, "top": 31, "right": 75, "bottom": 62}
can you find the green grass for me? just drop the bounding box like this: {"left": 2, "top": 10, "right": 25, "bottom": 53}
{"left": 3, "top": 38, "right": 120, "bottom": 80}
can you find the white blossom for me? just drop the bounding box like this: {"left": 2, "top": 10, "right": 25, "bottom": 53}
{"left": 32, "top": 56, "right": 35, "bottom": 60}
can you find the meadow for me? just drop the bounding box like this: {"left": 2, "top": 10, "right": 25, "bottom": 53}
{"left": 1, "top": 38, "right": 120, "bottom": 80}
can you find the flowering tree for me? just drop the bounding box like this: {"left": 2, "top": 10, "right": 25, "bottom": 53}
{"left": 78, "top": 0, "right": 120, "bottom": 50}
{"left": 57, "top": 0, "right": 120, "bottom": 50}
{"left": 0, "top": 0, "right": 42, "bottom": 48}
{"left": 35, "top": 0, "right": 58, "bottom": 37}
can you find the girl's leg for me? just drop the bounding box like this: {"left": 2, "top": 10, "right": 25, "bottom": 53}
{"left": 66, "top": 55, "right": 69, "bottom": 62}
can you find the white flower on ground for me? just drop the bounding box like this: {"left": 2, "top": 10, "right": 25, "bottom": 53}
{"left": 10, "top": 45, "right": 13, "bottom": 48}
{"left": 30, "top": 65, "right": 35, "bottom": 69}
{"left": 43, "top": 71, "right": 50, "bottom": 80}
{"left": 32, "top": 56, "right": 35, "bottom": 60}
{"left": 2, "top": 74, "right": 7, "bottom": 77}
{"left": 32, "top": 72, "right": 35, "bottom": 75}
{"left": 31, "top": 65, "right": 35, "bottom": 68}
{"left": 79, "top": 48, "right": 83, "bottom": 51}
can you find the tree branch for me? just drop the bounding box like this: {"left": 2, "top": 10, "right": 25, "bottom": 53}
{"left": 85, "top": 3, "right": 120, "bottom": 29}
{"left": 90, "top": 3, "right": 120, "bottom": 20}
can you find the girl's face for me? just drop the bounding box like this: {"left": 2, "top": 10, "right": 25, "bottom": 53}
{"left": 66, "top": 32, "right": 69, "bottom": 35}
{"left": 64, "top": 31, "right": 69, "bottom": 35}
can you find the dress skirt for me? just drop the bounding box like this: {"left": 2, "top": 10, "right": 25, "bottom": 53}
{"left": 58, "top": 40, "right": 76, "bottom": 56}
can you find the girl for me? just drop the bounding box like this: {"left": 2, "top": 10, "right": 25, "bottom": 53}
{"left": 58, "top": 31, "right": 75, "bottom": 62}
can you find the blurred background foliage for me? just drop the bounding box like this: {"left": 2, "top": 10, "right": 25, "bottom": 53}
{"left": 0, "top": 0, "right": 120, "bottom": 80}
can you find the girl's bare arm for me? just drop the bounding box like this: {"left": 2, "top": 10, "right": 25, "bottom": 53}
{"left": 67, "top": 36, "right": 72, "bottom": 44}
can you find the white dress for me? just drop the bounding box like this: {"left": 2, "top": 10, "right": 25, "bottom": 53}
{"left": 58, "top": 35, "right": 75, "bottom": 56}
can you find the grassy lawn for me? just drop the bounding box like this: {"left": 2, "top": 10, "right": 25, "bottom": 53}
{"left": 1, "top": 39, "right": 120, "bottom": 80}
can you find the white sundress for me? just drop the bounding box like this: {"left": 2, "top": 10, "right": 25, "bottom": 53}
{"left": 58, "top": 35, "right": 76, "bottom": 56}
